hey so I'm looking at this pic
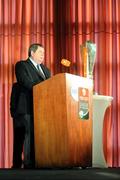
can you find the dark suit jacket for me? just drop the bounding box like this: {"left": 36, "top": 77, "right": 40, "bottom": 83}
{"left": 11, "top": 58, "right": 51, "bottom": 120}
{"left": 10, "top": 82, "right": 21, "bottom": 118}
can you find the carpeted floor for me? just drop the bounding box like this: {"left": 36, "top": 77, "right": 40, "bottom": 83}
{"left": 0, "top": 167, "right": 120, "bottom": 180}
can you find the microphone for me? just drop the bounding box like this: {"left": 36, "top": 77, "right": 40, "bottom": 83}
{"left": 61, "top": 59, "right": 71, "bottom": 67}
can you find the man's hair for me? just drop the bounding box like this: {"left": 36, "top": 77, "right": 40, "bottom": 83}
{"left": 28, "top": 43, "right": 44, "bottom": 57}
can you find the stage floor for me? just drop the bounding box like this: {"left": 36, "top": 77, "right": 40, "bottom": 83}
{"left": 0, "top": 167, "right": 120, "bottom": 180}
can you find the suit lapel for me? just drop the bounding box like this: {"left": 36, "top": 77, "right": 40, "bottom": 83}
{"left": 27, "top": 59, "right": 45, "bottom": 80}
{"left": 40, "top": 64, "right": 48, "bottom": 79}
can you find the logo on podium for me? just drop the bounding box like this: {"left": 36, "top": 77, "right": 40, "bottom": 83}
{"left": 78, "top": 88, "right": 89, "bottom": 120}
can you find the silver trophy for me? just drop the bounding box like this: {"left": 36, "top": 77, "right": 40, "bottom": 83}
{"left": 80, "top": 40, "right": 96, "bottom": 79}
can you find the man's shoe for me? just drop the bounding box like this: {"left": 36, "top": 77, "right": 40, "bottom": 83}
{"left": 11, "top": 165, "right": 22, "bottom": 169}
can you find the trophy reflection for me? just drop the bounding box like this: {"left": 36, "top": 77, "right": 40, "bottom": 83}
{"left": 80, "top": 40, "right": 96, "bottom": 79}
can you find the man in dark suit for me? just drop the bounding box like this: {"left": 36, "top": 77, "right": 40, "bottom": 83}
{"left": 10, "top": 43, "right": 51, "bottom": 168}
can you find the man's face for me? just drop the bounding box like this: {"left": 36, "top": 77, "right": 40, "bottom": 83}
{"left": 31, "top": 46, "right": 45, "bottom": 64}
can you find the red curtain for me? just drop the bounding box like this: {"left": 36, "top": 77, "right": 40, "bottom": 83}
{"left": 0, "top": 0, "right": 120, "bottom": 168}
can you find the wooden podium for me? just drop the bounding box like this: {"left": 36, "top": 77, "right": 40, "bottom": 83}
{"left": 33, "top": 73, "right": 93, "bottom": 168}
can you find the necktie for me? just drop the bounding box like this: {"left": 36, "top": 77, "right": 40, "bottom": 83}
{"left": 37, "top": 64, "right": 46, "bottom": 79}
